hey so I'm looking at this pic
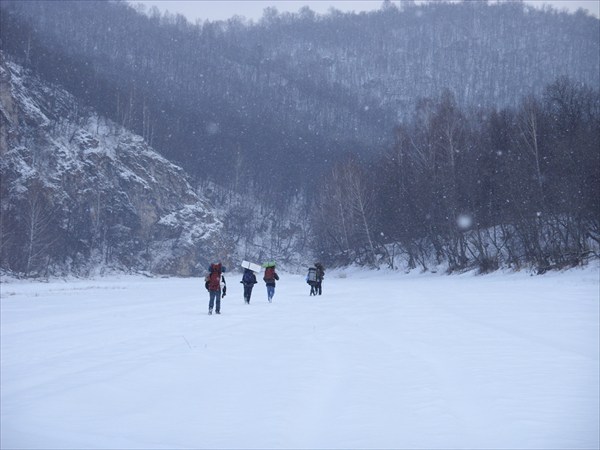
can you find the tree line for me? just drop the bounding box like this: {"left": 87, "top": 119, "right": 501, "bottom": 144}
{"left": 313, "top": 79, "right": 599, "bottom": 272}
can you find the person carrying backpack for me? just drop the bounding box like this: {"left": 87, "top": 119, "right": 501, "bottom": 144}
{"left": 205, "top": 262, "right": 226, "bottom": 315}
{"left": 315, "top": 262, "right": 325, "bottom": 295}
{"left": 307, "top": 266, "right": 318, "bottom": 296}
{"left": 262, "top": 263, "right": 279, "bottom": 302}
{"left": 240, "top": 268, "right": 257, "bottom": 304}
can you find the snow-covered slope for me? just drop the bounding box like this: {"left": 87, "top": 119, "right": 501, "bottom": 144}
{"left": 0, "top": 53, "right": 222, "bottom": 276}
{"left": 1, "top": 266, "right": 598, "bottom": 449}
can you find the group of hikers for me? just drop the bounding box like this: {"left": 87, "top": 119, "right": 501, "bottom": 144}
{"left": 203, "top": 261, "right": 325, "bottom": 315}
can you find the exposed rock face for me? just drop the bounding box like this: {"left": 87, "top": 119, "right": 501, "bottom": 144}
{"left": 0, "top": 52, "right": 224, "bottom": 276}
{"left": 0, "top": 54, "right": 18, "bottom": 155}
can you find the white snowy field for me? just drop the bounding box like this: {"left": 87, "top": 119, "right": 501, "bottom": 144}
{"left": 1, "top": 266, "right": 599, "bottom": 450}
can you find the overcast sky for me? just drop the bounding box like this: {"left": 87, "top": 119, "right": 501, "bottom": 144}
{"left": 129, "top": 1, "right": 599, "bottom": 22}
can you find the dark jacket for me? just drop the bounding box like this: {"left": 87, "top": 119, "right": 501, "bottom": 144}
{"left": 241, "top": 268, "right": 257, "bottom": 286}
{"left": 315, "top": 263, "right": 325, "bottom": 282}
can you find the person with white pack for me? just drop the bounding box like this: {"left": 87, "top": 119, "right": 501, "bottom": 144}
{"left": 240, "top": 268, "right": 257, "bottom": 304}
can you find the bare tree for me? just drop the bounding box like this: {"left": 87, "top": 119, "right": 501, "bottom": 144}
{"left": 23, "top": 182, "right": 57, "bottom": 276}
{"left": 343, "top": 160, "right": 378, "bottom": 265}
{"left": 516, "top": 95, "right": 545, "bottom": 203}
{"left": 314, "top": 158, "right": 379, "bottom": 265}
{"left": 313, "top": 163, "right": 352, "bottom": 262}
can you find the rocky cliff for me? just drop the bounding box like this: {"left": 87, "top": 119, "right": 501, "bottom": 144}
{"left": 0, "top": 52, "right": 225, "bottom": 276}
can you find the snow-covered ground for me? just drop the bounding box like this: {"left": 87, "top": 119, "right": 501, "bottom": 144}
{"left": 1, "top": 266, "right": 599, "bottom": 449}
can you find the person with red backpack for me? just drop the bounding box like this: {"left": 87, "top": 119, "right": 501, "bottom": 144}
{"left": 262, "top": 263, "right": 279, "bottom": 302}
{"left": 205, "top": 262, "right": 226, "bottom": 315}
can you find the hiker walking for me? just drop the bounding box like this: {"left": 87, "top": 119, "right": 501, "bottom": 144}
{"left": 205, "top": 262, "right": 226, "bottom": 315}
{"left": 315, "top": 262, "right": 325, "bottom": 295}
{"left": 263, "top": 263, "right": 279, "bottom": 302}
{"left": 241, "top": 268, "right": 257, "bottom": 304}
{"left": 307, "top": 266, "right": 318, "bottom": 296}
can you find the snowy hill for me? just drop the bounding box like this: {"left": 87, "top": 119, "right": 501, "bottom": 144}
{"left": 1, "top": 1, "right": 597, "bottom": 275}
{"left": 2, "top": 0, "right": 598, "bottom": 194}
{"left": 0, "top": 53, "right": 222, "bottom": 276}
{"left": 1, "top": 266, "right": 598, "bottom": 448}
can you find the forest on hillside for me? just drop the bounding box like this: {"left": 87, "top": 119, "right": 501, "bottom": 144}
{"left": 313, "top": 83, "right": 599, "bottom": 271}
{"left": 2, "top": 0, "right": 598, "bottom": 196}
{"left": 1, "top": 0, "right": 598, "bottom": 275}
